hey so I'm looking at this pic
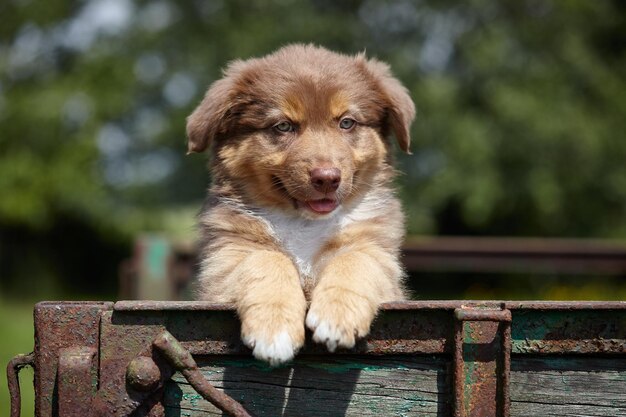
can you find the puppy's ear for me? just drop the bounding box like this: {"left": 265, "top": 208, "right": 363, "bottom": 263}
{"left": 365, "top": 59, "right": 416, "bottom": 154}
{"left": 186, "top": 76, "right": 236, "bottom": 153}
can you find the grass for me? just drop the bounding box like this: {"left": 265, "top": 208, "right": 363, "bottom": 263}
{"left": 0, "top": 299, "right": 35, "bottom": 417}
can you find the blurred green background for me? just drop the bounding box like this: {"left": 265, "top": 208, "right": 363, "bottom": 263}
{"left": 1, "top": 0, "right": 625, "bottom": 414}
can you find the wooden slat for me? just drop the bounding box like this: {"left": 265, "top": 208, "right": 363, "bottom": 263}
{"left": 163, "top": 355, "right": 450, "bottom": 416}
{"left": 510, "top": 357, "right": 626, "bottom": 416}
{"left": 162, "top": 355, "right": 626, "bottom": 417}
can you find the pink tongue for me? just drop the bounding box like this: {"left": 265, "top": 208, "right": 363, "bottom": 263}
{"left": 307, "top": 199, "right": 338, "bottom": 214}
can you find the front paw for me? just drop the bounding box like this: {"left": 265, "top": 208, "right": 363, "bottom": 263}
{"left": 305, "top": 289, "right": 377, "bottom": 352}
{"left": 240, "top": 308, "right": 305, "bottom": 367}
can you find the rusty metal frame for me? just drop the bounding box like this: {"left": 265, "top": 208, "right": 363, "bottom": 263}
{"left": 7, "top": 300, "right": 626, "bottom": 417}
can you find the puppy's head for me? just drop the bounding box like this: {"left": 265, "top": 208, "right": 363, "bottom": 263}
{"left": 188, "top": 44, "right": 415, "bottom": 218}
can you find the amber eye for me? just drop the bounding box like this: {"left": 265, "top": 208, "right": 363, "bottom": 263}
{"left": 274, "top": 121, "right": 294, "bottom": 133}
{"left": 339, "top": 118, "right": 356, "bottom": 130}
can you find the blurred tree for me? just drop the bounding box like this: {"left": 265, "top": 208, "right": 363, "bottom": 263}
{"left": 0, "top": 0, "right": 625, "bottom": 296}
{"left": 397, "top": 1, "right": 626, "bottom": 237}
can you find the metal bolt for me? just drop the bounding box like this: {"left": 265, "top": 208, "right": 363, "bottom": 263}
{"left": 126, "top": 356, "right": 161, "bottom": 392}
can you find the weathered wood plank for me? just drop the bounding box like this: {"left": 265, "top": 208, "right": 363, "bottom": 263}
{"left": 163, "top": 355, "right": 450, "bottom": 416}
{"left": 162, "top": 355, "right": 626, "bottom": 417}
{"left": 510, "top": 356, "right": 626, "bottom": 416}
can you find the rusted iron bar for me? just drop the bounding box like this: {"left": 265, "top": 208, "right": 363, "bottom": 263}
{"left": 153, "top": 331, "right": 256, "bottom": 417}
{"left": 455, "top": 308, "right": 512, "bottom": 322}
{"left": 114, "top": 299, "right": 626, "bottom": 311}
{"left": 454, "top": 307, "right": 511, "bottom": 417}
{"left": 7, "top": 353, "right": 34, "bottom": 417}
{"left": 499, "top": 319, "right": 511, "bottom": 417}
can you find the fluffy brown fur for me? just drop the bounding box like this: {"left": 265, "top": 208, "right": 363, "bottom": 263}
{"left": 188, "top": 44, "right": 415, "bottom": 365}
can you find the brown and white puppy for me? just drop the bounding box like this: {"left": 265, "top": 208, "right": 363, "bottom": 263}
{"left": 188, "top": 44, "right": 415, "bottom": 366}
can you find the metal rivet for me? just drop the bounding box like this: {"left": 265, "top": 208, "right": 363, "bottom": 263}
{"left": 126, "top": 356, "right": 161, "bottom": 392}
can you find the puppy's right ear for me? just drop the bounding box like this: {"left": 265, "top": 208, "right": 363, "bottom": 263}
{"left": 362, "top": 58, "right": 416, "bottom": 154}
{"left": 186, "top": 77, "right": 235, "bottom": 154}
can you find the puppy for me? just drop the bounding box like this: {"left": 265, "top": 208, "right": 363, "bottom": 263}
{"left": 188, "top": 44, "right": 415, "bottom": 366}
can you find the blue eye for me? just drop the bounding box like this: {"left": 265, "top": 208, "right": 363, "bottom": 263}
{"left": 339, "top": 118, "right": 356, "bottom": 130}
{"left": 274, "top": 121, "right": 293, "bottom": 133}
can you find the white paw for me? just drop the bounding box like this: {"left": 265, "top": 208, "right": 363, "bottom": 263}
{"left": 306, "top": 311, "right": 355, "bottom": 352}
{"left": 243, "top": 330, "right": 296, "bottom": 367}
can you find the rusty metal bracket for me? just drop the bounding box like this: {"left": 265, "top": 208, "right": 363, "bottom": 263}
{"left": 58, "top": 347, "right": 97, "bottom": 416}
{"left": 93, "top": 329, "right": 255, "bottom": 417}
{"left": 7, "top": 352, "right": 34, "bottom": 417}
{"left": 152, "top": 331, "right": 255, "bottom": 417}
{"left": 454, "top": 306, "right": 511, "bottom": 417}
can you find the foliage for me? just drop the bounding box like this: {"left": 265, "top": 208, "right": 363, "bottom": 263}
{"left": 399, "top": 1, "right": 626, "bottom": 237}
{"left": 0, "top": 0, "right": 625, "bottom": 295}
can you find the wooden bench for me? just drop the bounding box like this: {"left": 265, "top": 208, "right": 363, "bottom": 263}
{"left": 118, "top": 236, "right": 626, "bottom": 300}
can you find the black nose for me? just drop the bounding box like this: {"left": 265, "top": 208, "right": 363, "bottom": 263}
{"left": 310, "top": 167, "right": 341, "bottom": 193}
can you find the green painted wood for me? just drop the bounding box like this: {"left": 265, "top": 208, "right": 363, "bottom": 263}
{"left": 163, "top": 355, "right": 450, "bottom": 416}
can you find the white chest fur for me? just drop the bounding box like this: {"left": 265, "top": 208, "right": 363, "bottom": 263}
{"left": 257, "top": 192, "right": 386, "bottom": 280}
{"left": 261, "top": 211, "right": 341, "bottom": 279}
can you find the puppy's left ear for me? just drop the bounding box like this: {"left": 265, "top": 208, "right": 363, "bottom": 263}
{"left": 365, "top": 59, "right": 416, "bottom": 154}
